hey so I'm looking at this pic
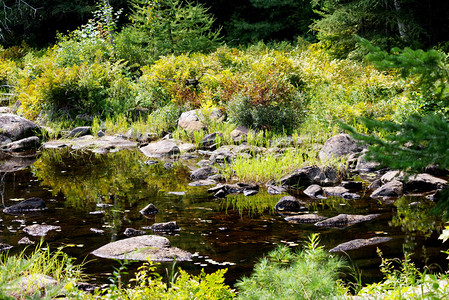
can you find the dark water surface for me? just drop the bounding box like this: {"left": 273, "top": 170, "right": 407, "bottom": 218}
{"left": 0, "top": 149, "right": 447, "bottom": 286}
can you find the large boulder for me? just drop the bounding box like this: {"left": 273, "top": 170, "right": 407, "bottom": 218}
{"left": 319, "top": 134, "right": 362, "bottom": 160}
{"left": 91, "top": 235, "right": 192, "bottom": 261}
{"left": 279, "top": 165, "right": 340, "bottom": 188}
{"left": 0, "top": 114, "right": 40, "bottom": 145}
{"left": 3, "top": 197, "right": 47, "bottom": 214}
{"left": 404, "top": 173, "right": 447, "bottom": 192}
{"left": 139, "top": 140, "right": 180, "bottom": 157}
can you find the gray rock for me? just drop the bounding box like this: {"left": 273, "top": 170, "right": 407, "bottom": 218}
{"left": 97, "top": 130, "right": 105, "bottom": 137}
{"left": 368, "top": 179, "right": 382, "bottom": 190}
{"left": 266, "top": 185, "right": 287, "bottom": 195}
{"left": 124, "top": 228, "right": 146, "bottom": 236}
{"left": 92, "top": 235, "right": 191, "bottom": 261}
{"left": 230, "top": 126, "right": 248, "bottom": 143}
{"left": 319, "top": 134, "right": 362, "bottom": 160}
{"left": 271, "top": 136, "right": 301, "bottom": 148}
{"left": 243, "top": 189, "right": 259, "bottom": 196}
{"left": 139, "top": 203, "right": 159, "bottom": 216}
{"left": 151, "top": 221, "right": 180, "bottom": 232}
{"left": 274, "top": 196, "right": 305, "bottom": 212}
{"left": 168, "top": 191, "right": 186, "bottom": 196}
{"left": 2, "top": 136, "right": 40, "bottom": 152}
{"left": 201, "top": 132, "right": 223, "bottom": 148}
{"left": 208, "top": 174, "right": 226, "bottom": 182}
{"left": 0, "top": 243, "right": 13, "bottom": 251}
{"left": 0, "top": 114, "right": 40, "bottom": 145}
{"left": 279, "top": 165, "right": 340, "bottom": 188}
{"left": 179, "top": 143, "right": 196, "bottom": 153}
{"left": 355, "top": 153, "right": 380, "bottom": 172}
{"left": 340, "top": 181, "right": 364, "bottom": 190}
{"left": 178, "top": 109, "right": 206, "bottom": 132}
{"left": 329, "top": 237, "right": 392, "bottom": 252}
{"left": 208, "top": 183, "right": 258, "bottom": 197}
{"left": 284, "top": 214, "right": 326, "bottom": 224}
{"left": 23, "top": 224, "right": 60, "bottom": 236}
{"left": 18, "top": 237, "right": 35, "bottom": 245}
{"left": 44, "top": 135, "right": 138, "bottom": 153}
{"left": 303, "top": 184, "right": 325, "bottom": 199}
{"left": 189, "top": 179, "right": 217, "bottom": 186}
{"left": 3, "top": 197, "right": 46, "bottom": 214}
{"left": 322, "top": 186, "right": 360, "bottom": 199}
{"left": 371, "top": 180, "right": 403, "bottom": 198}
{"left": 380, "top": 170, "right": 404, "bottom": 184}
{"left": 404, "top": 173, "right": 447, "bottom": 192}
{"left": 315, "top": 214, "right": 380, "bottom": 227}
{"left": 68, "top": 126, "right": 92, "bottom": 138}
{"left": 0, "top": 107, "right": 13, "bottom": 114}
{"left": 140, "top": 140, "right": 180, "bottom": 157}
{"left": 164, "top": 162, "right": 173, "bottom": 169}
{"left": 210, "top": 150, "right": 235, "bottom": 164}
{"left": 191, "top": 166, "right": 218, "bottom": 180}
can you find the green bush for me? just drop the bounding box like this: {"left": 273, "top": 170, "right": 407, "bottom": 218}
{"left": 236, "top": 234, "right": 346, "bottom": 299}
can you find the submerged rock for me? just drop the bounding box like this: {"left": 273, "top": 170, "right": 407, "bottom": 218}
{"left": 3, "top": 198, "right": 47, "bottom": 214}
{"left": 284, "top": 214, "right": 327, "bottom": 224}
{"left": 23, "top": 224, "right": 60, "bottom": 236}
{"left": 314, "top": 214, "right": 381, "bottom": 227}
{"left": 329, "top": 237, "right": 392, "bottom": 252}
{"left": 2, "top": 136, "right": 40, "bottom": 152}
{"left": 91, "top": 235, "right": 192, "bottom": 261}
{"left": 0, "top": 243, "right": 13, "bottom": 251}
{"left": 0, "top": 152, "right": 38, "bottom": 172}
{"left": 18, "top": 237, "right": 35, "bottom": 245}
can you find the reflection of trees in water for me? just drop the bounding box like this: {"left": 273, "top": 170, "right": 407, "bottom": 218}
{"left": 391, "top": 196, "right": 442, "bottom": 253}
{"left": 31, "top": 149, "right": 191, "bottom": 210}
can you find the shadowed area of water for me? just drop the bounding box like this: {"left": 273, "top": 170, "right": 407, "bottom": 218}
{"left": 0, "top": 149, "right": 447, "bottom": 286}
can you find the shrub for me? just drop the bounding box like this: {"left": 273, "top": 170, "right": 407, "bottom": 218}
{"left": 236, "top": 234, "right": 346, "bottom": 299}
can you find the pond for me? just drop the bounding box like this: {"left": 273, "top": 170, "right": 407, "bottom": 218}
{"left": 0, "top": 149, "right": 447, "bottom": 286}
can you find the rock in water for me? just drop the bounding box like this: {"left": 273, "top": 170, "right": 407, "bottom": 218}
{"left": 139, "top": 203, "right": 159, "bottom": 216}
{"left": 314, "top": 214, "right": 381, "bottom": 227}
{"left": 329, "top": 237, "right": 392, "bottom": 252}
{"left": 139, "top": 140, "right": 180, "bottom": 157}
{"left": 3, "top": 198, "right": 47, "bottom": 214}
{"left": 91, "top": 235, "right": 192, "bottom": 261}
{"left": 151, "top": 221, "right": 180, "bottom": 232}
{"left": 23, "top": 224, "right": 60, "bottom": 236}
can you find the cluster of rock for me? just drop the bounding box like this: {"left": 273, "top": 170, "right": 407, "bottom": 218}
{"left": 0, "top": 114, "right": 42, "bottom": 153}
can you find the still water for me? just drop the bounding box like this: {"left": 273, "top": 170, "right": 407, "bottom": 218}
{"left": 0, "top": 149, "right": 446, "bottom": 286}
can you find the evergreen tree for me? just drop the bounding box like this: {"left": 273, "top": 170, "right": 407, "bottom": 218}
{"left": 124, "top": 0, "right": 222, "bottom": 60}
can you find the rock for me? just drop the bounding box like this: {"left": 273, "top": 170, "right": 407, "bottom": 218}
{"left": 279, "top": 165, "right": 340, "bottom": 188}
{"left": 368, "top": 179, "right": 382, "bottom": 190}
{"left": 23, "top": 224, "right": 60, "bottom": 236}
{"left": 44, "top": 135, "right": 138, "bottom": 153}
{"left": 137, "top": 132, "right": 158, "bottom": 143}
{"left": 3, "top": 197, "right": 47, "bottom": 214}
{"left": 197, "top": 159, "right": 212, "bottom": 167}
{"left": 139, "top": 203, "right": 159, "bottom": 216}
{"left": 97, "top": 130, "right": 105, "bottom": 137}
{"left": 145, "top": 160, "right": 159, "bottom": 165}
{"left": 200, "top": 132, "right": 223, "bottom": 148}
{"left": 18, "top": 237, "right": 35, "bottom": 245}
{"left": 314, "top": 214, "right": 380, "bottom": 227}
{"left": 210, "top": 150, "right": 235, "bottom": 164}
{"left": 90, "top": 228, "right": 105, "bottom": 234}
{"left": 355, "top": 152, "right": 380, "bottom": 172}
{"left": 68, "top": 126, "right": 92, "bottom": 138}
{"left": 404, "top": 173, "right": 447, "bottom": 192}
{"left": 424, "top": 164, "right": 449, "bottom": 177}
{"left": 92, "top": 235, "right": 191, "bottom": 261}
{"left": 191, "top": 166, "right": 218, "bottom": 180}
{"left": 207, "top": 174, "right": 226, "bottom": 182}
{"left": 271, "top": 136, "right": 301, "bottom": 148}
{"left": 380, "top": 170, "right": 403, "bottom": 184}
{"left": 340, "top": 181, "right": 364, "bottom": 190}
{"left": 179, "top": 143, "right": 196, "bottom": 153}
{"left": 0, "top": 114, "right": 40, "bottom": 145}
{"left": 0, "top": 243, "right": 13, "bottom": 251}
{"left": 274, "top": 196, "right": 305, "bottom": 212}
{"left": 284, "top": 214, "right": 327, "bottom": 224}
{"left": 0, "top": 151, "right": 37, "bottom": 172}
{"left": 230, "top": 126, "right": 248, "bottom": 143}
{"left": 178, "top": 109, "right": 206, "bottom": 132}
{"left": 124, "top": 228, "right": 146, "bottom": 236}
{"left": 0, "top": 107, "right": 13, "bottom": 114}
{"left": 319, "top": 134, "right": 362, "bottom": 160}
{"left": 140, "top": 140, "right": 180, "bottom": 157}
{"left": 6, "top": 274, "right": 57, "bottom": 299}
{"left": 243, "top": 189, "right": 259, "bottom": 196}
{"left": 180, "top": 154, "right": 198, "bottom": 160}
{"left": 329, "top": 237, "right": 392, "bottom": 252}
{"left": 371, "top": 180, "right": 403, "bottom": 198}
{"left": 303, "top": 184, "right": 325, "bottom": 199}
{"left": 168, "top": 191, "right": 186, "bottom": 196}
{"left": 1, "top": 136, "right": 40, "bottom": 152}
{"left": 427, "top": 190, "right": 443, "bottom": 202}
{"left": 151, "top": 221, "right": 180, "bottom": 232}
{"left": 164, "top": 162, "right": 173, "bottom": 169}
{"left": 322, "top": 186, "right": 360, "bottom": 200}
{"left": 267, "top": 185, "right": 287, "bottom": 195}
{"left": 189, "top": 179, "right": 216, "bottom": 186}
